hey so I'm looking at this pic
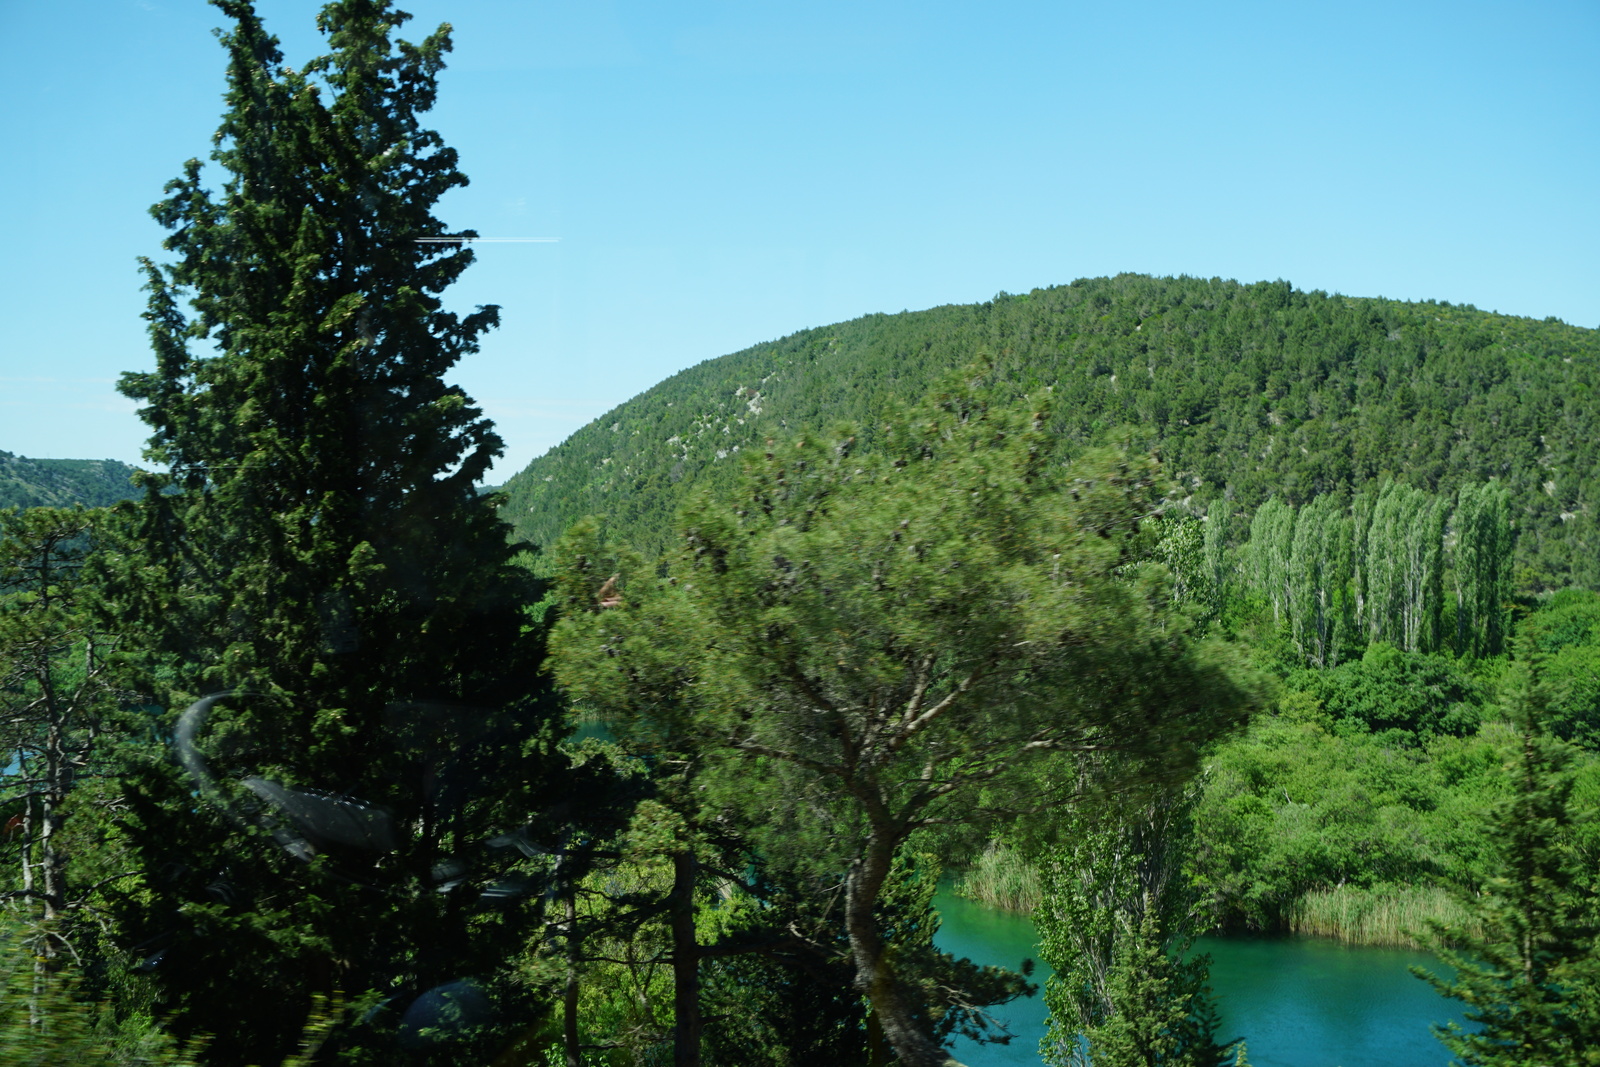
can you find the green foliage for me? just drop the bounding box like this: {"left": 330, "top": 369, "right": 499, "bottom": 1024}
{"left": 1241, "top": 480, "right": 1498, "bottom": 666}
{"left": 1285, "top": 493, "right": 1352, "bottom": 668}
{"left": 501, "top": 275, "right": 1600, "bottom": 591}
{"left": 1454, "top": 482, "right": 1514, "bottom": 658}
{"left": 1542, "top": 643, "right": 1600, "bottom": 748}
{"left": 1514, "top": 590, "right": 1600, "bottom": 747}
{"left": 1287, "top": 885, "right": 1478, "bottom": 947}
{"left": 1521, "top": 589, "right": 1600, "bottom": 655}
{"left": 0, "top": 921, "right": 201, "bottom": 1067}
{"left": 551, "top": 369, "right": 1262, "bottom": 1067}
{"left": 1192, "top": 713, "right": 1515, "bottom": 934}
{"left": 1288, "top": 643, "right": 1487, "bottom": 740}
{"left": 1063, "top": 913, "right": 1228, "bottom": 1067}
{"left": 1036, "top": 788, "right": 1234, "bottom": 1067}
{"left": 1361, "top": 481, "right": 1447, "bottom": 653}
{"left": 953, "top": 840, "right": 1043, "bottom": 914}
{"left": 871, "top": 852, "right": 1037, "bottom": 1051}
{"left": 0, "top": 507, "right": 134, "bottom": 968}
{"left": 697, "top": 866, "right": 871, "bottom": 1067}
{"left": 93, "top": 2, "right": 570, "bottom": 1061}
{"left": 0, "top": 453, "right": 143, "bottom": 511}
{"left": 0, "top": 919, "right": 362, "bottom": 1067}
{"left": 1244, "top": 498, "right": 1295, "bottom": 632}
{"left": 1414, "top": 674, "right": 1600, "bottom": 1065}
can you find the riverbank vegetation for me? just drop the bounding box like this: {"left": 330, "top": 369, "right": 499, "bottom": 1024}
{"left": 4, "top": 1, "right": 1599, "bottom": 1064}
{"left": 956, "top": 583, "right": 1600, "bottom": 950}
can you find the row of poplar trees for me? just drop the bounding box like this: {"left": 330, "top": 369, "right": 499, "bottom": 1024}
{"left": 1240, "top": 480, "right": 1514, "bottom": 667}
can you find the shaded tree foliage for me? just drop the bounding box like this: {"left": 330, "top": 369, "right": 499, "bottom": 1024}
{"left": 92, "top": 2, "right": 568, "bottom": 1061}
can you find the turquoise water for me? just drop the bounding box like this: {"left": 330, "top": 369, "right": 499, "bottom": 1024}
{"left": 931, "top": 887, "right": 1466, "bottom": 1067}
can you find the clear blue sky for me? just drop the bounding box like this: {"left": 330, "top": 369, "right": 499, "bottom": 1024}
{"left": 3, "top": 0, "right": 1595, "bottom": 478}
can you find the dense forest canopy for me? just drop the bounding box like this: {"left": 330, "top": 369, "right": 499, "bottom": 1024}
{"left": 501, "top": 274, "right": 1598, "bottom": 590}
{"left": 0, "top": 452, "right": 141, "bottom": 510}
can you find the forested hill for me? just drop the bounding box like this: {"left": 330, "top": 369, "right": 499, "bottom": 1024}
{"left": 0, "top": 451, "right": 142, "bottom": 510}
{"left": 500, "top": 274, "right": 1599, "bottom": 588}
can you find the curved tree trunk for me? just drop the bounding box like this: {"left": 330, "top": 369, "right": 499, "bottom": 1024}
{"left": 845, "top": 835, "right": 964, "bottom": 1067}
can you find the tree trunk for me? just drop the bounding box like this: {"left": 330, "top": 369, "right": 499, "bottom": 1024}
{"left": 564, "top": 887, "right": 581, "bottom": 1067}
{"left": 671, "top": 850, "right": 702, "bottom": 1067}
{"left": 845, "top": 835, "right": 964, "bottom": 1067}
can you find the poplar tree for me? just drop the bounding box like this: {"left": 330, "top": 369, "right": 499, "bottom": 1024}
{"left": 1286, "top": 494, "right": 1350, "bottom": 669}
{"left": 1453, "top": 481, "right": 1514, "bottom": 659}
{"left": 97, "top": 2, "right": 565, "bottom": 1060}
{"left": 1361, "top": 482, "right": 1444, "bottom": 653}
{"left": 1037, "top": 785, "right": 1235, "bottom": 1067}
{"left": 1245, "top": 499, "right": 1293, "bottom": 627}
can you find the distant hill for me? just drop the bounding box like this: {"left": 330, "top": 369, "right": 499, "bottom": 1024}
{"left": 0, "top": 452, "right": 143, "bottom": 510}
{"left": 499, "top": 273, "right": 1599, "bottom": 590}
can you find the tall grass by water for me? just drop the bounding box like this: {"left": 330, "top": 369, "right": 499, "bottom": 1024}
{"left": 953, "top": 841, "right": 1478, "bottom": 949}
{"left": 952, "top": 841, "right": 1042, "bottom": 914}
{"left": 1286, "top": 885, "right": 1479, "bottom": 948}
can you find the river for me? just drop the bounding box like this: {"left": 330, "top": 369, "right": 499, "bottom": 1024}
{"left": 931, "top": 886, "right": 1468, "bottom": 1067}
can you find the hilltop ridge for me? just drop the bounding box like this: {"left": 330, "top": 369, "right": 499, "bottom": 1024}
{"left": 500, "top": 273, "right": 1599, "bottom": 589}
{"left": 0, "top": 451, "right": 142, "bottom": 510}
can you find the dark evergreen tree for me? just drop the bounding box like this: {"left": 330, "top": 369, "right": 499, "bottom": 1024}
{"left": 1413, "top": 667, "right": 1600, "bottom": 1065}
{"left": 95, "top": 2, "right": 568, "bottom": 1061}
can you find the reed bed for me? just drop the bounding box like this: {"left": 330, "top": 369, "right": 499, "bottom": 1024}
{"left": 952, "top": 841, "right": 1043, "bottom": 914}
{"left": 951, "top": 838, "right": 1480, "bottom": 951}
{"left": 1287, "top": 885, "right": 1480, "bottom": 948}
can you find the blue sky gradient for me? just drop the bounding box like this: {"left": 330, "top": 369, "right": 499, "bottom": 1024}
{"left": 3, "top": 0, "right": 1595, "bottom": 476}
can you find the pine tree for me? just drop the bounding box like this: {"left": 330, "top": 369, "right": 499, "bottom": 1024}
{"left": 95, "top": 2, "right": 567, "bottom": 1061}
{"left": 552, "top": 369, "right": 1262, "bottom": 1067}
{"left": 1413, "top": 668, "right": 1600, "bottom": 1065}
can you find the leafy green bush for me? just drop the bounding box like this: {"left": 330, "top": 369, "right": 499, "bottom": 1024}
{"left": 1191, "top": 715, "right": 1516, "bottom": 932}
{"left": 1286, "top": 643, "right": 1487, "bottom": 740}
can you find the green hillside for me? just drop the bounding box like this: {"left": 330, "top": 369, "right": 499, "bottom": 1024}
{"left": 501, "top": 273, "right": 1599, "bottom": 589}
{"left": 0, "top": 451, "right": 142, "bottom": 510}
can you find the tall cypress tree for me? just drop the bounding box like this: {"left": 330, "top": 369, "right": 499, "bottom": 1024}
{"left": 97, "top": 2, "right": 566, "bottom": 1060}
